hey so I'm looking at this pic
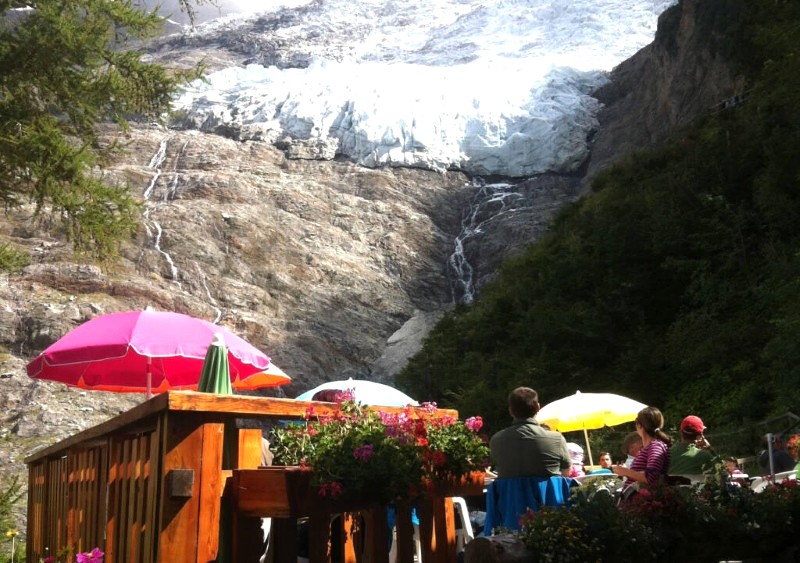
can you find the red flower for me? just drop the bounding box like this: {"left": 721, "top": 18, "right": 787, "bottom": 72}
{"left": 432, "top": 451, "right": 447, "bottom": 467}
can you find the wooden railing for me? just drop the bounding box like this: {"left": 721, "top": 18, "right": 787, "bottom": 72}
{"left": 25, "top": 391, "right": 476, "bottom": 563}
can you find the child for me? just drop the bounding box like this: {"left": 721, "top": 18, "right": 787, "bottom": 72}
{"left": 726, "top": 456, "right": 748, "bottom": 486}
{"left": 567, "top": 442, "right": 586, "bottom": 478}
{"left": 621, "top": 431, "right": 643, "bottom": 468}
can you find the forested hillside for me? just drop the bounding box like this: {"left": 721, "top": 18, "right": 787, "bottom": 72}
{"left": 397, "top": 0, "right": 800, "bottom": 449}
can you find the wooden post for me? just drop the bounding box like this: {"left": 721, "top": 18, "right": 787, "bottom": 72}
{"left": 394, "top": 502, "right": 415, "bottom": 563}
{"left": 157, "top": 412, "right": 225, "bottom": 563}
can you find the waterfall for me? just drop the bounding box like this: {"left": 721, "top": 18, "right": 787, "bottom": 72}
{"left": 449, "top": 178, "right": 527, "bottom": 304}
{"left": 142, "top": 134, "right": 180, "bottom": 285}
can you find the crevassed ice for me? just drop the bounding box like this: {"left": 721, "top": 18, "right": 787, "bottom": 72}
{"left": 172, "top": 0, "right": 678, "bottom": 177}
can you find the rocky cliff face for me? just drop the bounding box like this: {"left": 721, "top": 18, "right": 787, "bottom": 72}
{"left": 0, "top": 124, "right": 579, "bottom": 528}
{"left": 585, "top": 0, "right": 747, "bottom": 182}
{"left": 0, "top": 0, "right": 741, "bottom": 533}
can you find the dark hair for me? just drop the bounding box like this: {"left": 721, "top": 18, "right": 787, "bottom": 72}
{"left": 311, "top": 389, "right": 341, "bottom": 402}
{"left": 622, "top": 431, "right": 642, "bottom": 455}
{"left": 635, "top": 407, "right": 672, "bottom": 446}
{"left": 508, "top": 387, "right": 540, "bottom": 419}
{"left": 681, "top": 427, "right": 702, "bottom": 441}
{"left": 726, "top": 456, "right": 740, "bottom": 468}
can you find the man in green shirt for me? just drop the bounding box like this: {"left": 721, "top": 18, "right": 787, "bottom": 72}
{"left": 670, "top": 415, "right": 717, "bottom": 475}
{"left": 489, "top": 387, "right": 571, "bottom": 478}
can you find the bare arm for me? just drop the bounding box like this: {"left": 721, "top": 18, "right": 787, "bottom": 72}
{"left": 611, "top": 464, "right": 647, "bottom": 483}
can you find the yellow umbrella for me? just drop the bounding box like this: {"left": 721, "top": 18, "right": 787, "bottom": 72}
{"left": 536, "top": 391, "right": 647, "bottom": 466}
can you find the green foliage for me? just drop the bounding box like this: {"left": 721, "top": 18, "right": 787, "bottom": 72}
{"left": 0, "top": 1, "right": 205, "bottom": 257}
{"left": 0, "top": 243, "right": 28, "bottom": 272}
{"left": 0, "top": 476, "right": 23, "bottom": 563}
{"left": 518, "top": 507, "right": 602, "bottom": 563}
{"left": 397, "top": 0, "right": 800, "bottom": 447}
{"left": 516, "top": 479, "right": 800, "bottom": 563}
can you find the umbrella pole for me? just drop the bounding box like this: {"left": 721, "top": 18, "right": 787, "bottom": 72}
{"left": 583, "top": 427, "right": 594, "bottom": 467}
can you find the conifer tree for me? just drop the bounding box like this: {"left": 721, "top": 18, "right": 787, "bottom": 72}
{"left": 0, "top": 1, "right": 207, "bottom": 256}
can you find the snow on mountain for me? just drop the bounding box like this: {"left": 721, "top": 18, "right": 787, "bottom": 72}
{"left": 172, "top": 0, "right": 677, "bottom": 177}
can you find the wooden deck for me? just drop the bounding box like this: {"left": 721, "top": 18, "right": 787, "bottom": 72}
{"left": 24, "top": 391, "right": 479, "bottom": 563}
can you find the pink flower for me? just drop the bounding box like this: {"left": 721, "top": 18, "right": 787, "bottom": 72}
{"left": 76, "top": 547, "right": 104, "bottom": 562}
{"left": 353, "top": 444, "right": 374, "bottom": 461}
{"left": 421, "top": 401, "right": 438, "bottom": 413}
{"left": 329, "top": 481, "right": 343, "bottom": 497}
{"left": 465, "top": 416, "right": 483, "bottom": 432}
{"left": 337, "top": 389, "right": 356, "bottom": 403}
{"left": 43, "top": 557, "right": 56, "bottom": 563}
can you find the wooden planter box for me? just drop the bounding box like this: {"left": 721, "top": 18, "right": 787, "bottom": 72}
{"left": 234, "top": 466, "right": 317, "bottom": 518}
{"left": 428, "top": 470, "right": 487, "bottom": 497}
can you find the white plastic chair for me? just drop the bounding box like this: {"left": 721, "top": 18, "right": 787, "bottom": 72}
{"left": 751, "top": 470, "right": 797, "bottom": 493}
{"left": 388, "top": 497, "right": 473, "bottom": 563}
{"left": 452, "top": 497, "right": 474, "bottom": 553}
{"left": 388, "top": 523, "right": 422, "bottom": 563}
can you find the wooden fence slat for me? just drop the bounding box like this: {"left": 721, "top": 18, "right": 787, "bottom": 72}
{"left": 143, "top": 417, "right": 162, "bottom": 563}
{"left": 107, "top": 439, "right": 122, "bottom": 563}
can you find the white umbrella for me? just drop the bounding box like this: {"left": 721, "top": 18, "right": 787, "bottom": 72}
{"left": 296, "top": 378, "right": 418, "bottom": 407}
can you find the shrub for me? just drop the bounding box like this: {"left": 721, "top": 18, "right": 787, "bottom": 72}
{"left": 0, "top": 244, "right": 29, "bottom": 273}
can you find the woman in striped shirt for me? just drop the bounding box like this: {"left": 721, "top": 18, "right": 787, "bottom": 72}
{"left": 612, "top": 406, "right": 672, "bottom": 489}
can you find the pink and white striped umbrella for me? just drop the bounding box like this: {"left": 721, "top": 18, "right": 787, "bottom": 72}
{"left": 26, "top": 309, "right": 290, "bottom": 396}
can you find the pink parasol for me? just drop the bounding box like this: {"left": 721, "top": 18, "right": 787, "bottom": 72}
{"left": 26, "top": 309, "right": 290, "bottom": 397}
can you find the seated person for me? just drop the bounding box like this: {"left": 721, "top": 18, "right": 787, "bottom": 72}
{"left": 486, "top": 388, "right": 573, "bottom": 533}
{"left": 725, "top": 456, "right": 748, "bottom": 486}
{"left": 725, "top": 456, "right": 744, "bottom": 476}
{"left": 490, "top": 387, "right": 571, "bottom": 478}
{"left": 566, "top": 442, "right": 586, "bottom": 478}
{"left": 588, "top": 452, "right": 614, "bottom": 474}
{"left": 612, "top": 407, "right": 671, "bottom": 492}
{"left": 622, "top": 432, "right": 643, "bottom": 468}
{"left": 670, "top": 415, "right": 716, "bottom": 475}
{"left": 758, "top": 434, "right": 796, "bottom": 474}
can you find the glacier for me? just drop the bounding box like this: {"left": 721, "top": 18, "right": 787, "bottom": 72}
{"left": 171, "top": 0, "right": 677, "bottom": 178}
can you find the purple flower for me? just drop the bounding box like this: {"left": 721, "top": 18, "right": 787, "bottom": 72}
{"left": 76, "top": 547, "right": 104, "bottom": 562}
{"left": 353, "top": 444, "right": 374, "bottom": 461}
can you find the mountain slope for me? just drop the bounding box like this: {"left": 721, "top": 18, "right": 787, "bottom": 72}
{"left": 398, "top": 0, "right": 800, "bottom": 452}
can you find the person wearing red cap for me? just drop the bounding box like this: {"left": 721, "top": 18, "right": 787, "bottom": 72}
{"left": 669, "top": 415, "right": 717, "bottom": 475}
